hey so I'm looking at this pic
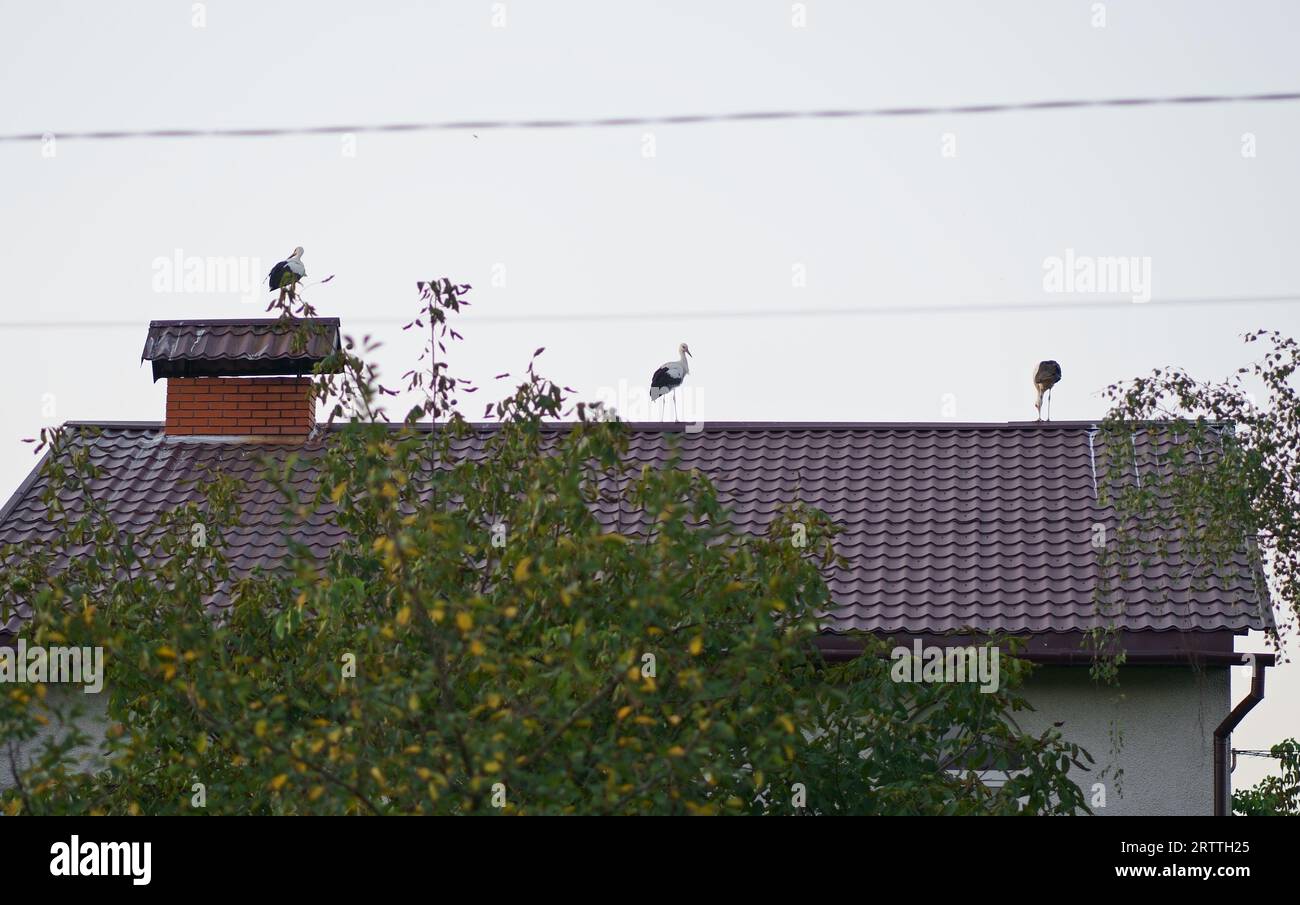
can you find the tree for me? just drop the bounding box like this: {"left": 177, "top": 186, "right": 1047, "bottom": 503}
{"left": 0, "top": 281, "right": 1091, "bottom": 815}
{"left": 1233, "top": 739, "right": 1300, "bottom": 816}
{"left": 1099, "top": 330, "right": 1298, "bottom": 649}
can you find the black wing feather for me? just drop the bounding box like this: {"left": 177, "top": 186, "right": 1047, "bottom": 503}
{"left": 651, "top": 365, "right": 680, "bottom": 389}
{"left": 268, "top": 261, "right": 289, "bottom": 292}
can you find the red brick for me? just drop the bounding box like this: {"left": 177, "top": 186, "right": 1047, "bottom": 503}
{"left": 165, "top": 376, "right": 315, "bottom": 436}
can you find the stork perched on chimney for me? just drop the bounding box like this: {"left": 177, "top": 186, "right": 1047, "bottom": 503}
{"left": 268, "top": 247, "right": 306, "bottom": 304}
{"left": 1034, "top": 360, "right": 1062, "bottom": 421}
{"left": 650, "top": 343, "right": 692, "bottom": 420}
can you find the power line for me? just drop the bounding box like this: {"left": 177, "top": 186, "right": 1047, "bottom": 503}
{"left": 456, "top": 292, "right": 1300, "bottom": 324}
{"left": 3, "top": 91, "right": 1299, "bottom": 143}
{"left": 1, "top": 293, "right": 1296, "bottom": 330}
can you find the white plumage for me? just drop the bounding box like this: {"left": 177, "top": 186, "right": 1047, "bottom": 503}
{"left": 649, "top": 343, "right": 691, "bottom": 419}
{"left": 649, "top": 348, "right": 689, "bottom": 399}
{"left": 267, "top": 246, "right": 306, "bottom": 303}
{"left": 647, "top": 343, "right": 691, "bottom": 421}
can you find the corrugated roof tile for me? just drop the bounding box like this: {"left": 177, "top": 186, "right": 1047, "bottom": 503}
{"left": 0, "top": 421, "right": 1270, "bottom": 636}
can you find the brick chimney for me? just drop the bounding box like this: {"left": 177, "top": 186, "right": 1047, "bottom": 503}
{"left": 141, "top": 318, "right": 341, "bottom": 439}
{"left": 164, "top": 377, "right": 315, "bottom": 436}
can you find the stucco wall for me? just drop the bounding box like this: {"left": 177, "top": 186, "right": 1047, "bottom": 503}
{"left": 1017, "top": 665, "right": 1230, "bottom": 816}
{"left": 0, "top": 685, "right": 110, "bottom": 793}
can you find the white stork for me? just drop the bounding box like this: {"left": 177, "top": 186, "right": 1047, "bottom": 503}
{"left": 1033, "top": 360, "right": 1062, "bottom": 421}
{"left": 649, "top": 343, "right": 691, "bottom": 420}
{"left": 268, "top": 247, "right": 306, "bottom": 303}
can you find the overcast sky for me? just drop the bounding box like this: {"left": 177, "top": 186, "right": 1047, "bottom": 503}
{"left": 1, "top": 0, "right": 1297, "bottom": 793}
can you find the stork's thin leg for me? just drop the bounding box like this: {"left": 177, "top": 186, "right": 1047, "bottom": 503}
{"left": 673, "top": 392, "right": 678, "bottom": 422}
{"left": 1048, "top": 388, "right": 1053, "bottom": 422}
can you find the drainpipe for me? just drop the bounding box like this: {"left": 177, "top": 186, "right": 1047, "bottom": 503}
{"left": 1213, "top": 655, "right": 1268, "bottom": 816}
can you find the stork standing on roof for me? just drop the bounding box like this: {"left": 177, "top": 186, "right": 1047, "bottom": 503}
{"left": 1034, "top": 360, "right": 1062, "bottom": 421}
{"left": 649, "top": 343, "right": 691, "bottom": 420}
{"left": 268, "top": 247, "right": 306, "bottom": 304}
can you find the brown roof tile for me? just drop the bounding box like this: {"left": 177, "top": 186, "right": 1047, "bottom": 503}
{"left": 141, "top": 318, "right": 341, "bottom": 380}
{"left": 0, "top": 421, "right": 1270, "bottom": 638}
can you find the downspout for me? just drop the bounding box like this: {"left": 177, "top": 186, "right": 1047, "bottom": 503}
{"left": 1213, "top": 656, "right": 1267, "bottom": 816}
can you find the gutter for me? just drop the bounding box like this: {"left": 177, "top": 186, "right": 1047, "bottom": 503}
{"left": 1214, "top": 654, "right": 1270, "bottom": 816}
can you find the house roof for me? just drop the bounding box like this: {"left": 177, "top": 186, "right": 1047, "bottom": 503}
{"left": 0, "top": 420, "right": 1270, "bottom": 640}
{"left": 141, "top": 317, "right": 341, "bottom": 380}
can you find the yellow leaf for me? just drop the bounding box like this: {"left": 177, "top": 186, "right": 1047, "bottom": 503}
{"left": 155, "top": 646, "right": 176, "bottom": 660}
{"left": 330, "top": 481, "right": 348, "bottom": 502}
{"left": 469, "top": 640, "right": 486, "bottom": 656}
{"left": 456, "top": 612, "right": 473, "bottom": 632}
{"left": 666, "top": 746, "right": 686, "bottom": 757}
{"left": 269, "top": 774, "right": 288, "bottom": 791}
{"left": 513, "top": 557, "right": 532, "bottom": 582}
{"left": 395, "top": 606, "right": 411, "bottom": 627}
{"left": 616, "top": 705, "right": 633, "bottom": 721}
{"left": 688, "top": 637, "right": 703, "bottom": 656}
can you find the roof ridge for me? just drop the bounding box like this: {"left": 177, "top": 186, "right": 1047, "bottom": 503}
{"left": 58, "top": 418, "right": 1235, "bottom": 434}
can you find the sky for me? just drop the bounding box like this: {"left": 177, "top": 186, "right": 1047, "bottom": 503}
{"left": 1, "top": 0, "right": 1297, "bottom": 795}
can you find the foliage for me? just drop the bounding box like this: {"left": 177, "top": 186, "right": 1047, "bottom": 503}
{"left": 1233, "top": 739, "right": 1300, "bottom": 816}
{"left": 0, "top": 282, "right": 1090, "bottom": 815}
{"left": 1097, "top": 330, "right": 1297, "bottom": 648}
